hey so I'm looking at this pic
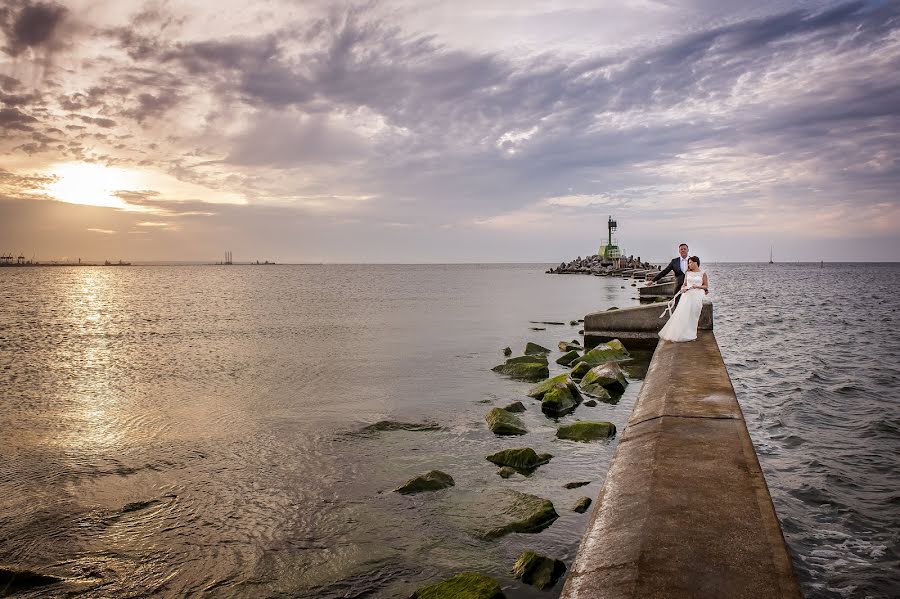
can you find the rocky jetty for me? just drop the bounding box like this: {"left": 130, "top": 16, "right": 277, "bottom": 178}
{"left": 547, "top": 253, "right": 657, "bottom": 275}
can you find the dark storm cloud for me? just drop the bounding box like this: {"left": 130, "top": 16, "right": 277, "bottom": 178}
{"left": 0, "top": 0, "right": 69, "bottom": 56}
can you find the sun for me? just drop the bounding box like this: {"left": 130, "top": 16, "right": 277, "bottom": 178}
{"left": 44, "top": 162, "right": 141, "bottom": 209}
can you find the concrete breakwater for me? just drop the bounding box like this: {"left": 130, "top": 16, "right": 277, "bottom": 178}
{"left": 564, "top": 305, "right": 801, "bottom": 598}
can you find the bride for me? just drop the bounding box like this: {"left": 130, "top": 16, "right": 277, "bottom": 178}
{"left": 658, "top": 256, "right": 708, "bottom": 342}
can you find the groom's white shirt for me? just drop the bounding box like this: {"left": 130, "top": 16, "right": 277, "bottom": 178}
{"left": 680, "top": 257, "right": 687, "bottom": 273}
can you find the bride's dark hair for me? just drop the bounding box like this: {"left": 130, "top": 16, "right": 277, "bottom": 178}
{"left": 689, "top": 256, "right": 700, "bottom": 266}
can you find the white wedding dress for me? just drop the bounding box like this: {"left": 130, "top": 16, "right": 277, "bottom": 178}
{"left": 658, "top": 270, "right": 705, "bottom": 342}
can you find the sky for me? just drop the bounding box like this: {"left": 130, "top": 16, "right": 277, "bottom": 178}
{"left": 1, "top": 0, "right": 898, "bottom": 263}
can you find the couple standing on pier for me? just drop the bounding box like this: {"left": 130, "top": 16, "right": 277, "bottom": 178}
{"left": 647, "top": 243, "right": 709, "bottom": 343}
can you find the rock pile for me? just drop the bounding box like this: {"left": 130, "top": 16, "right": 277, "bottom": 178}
{"left": 548, "top": 253, "right": 657, "bottom": 274}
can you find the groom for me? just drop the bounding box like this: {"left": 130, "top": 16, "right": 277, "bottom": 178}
{"left": 649, "top": 243, "right": 690, "bottom": 307}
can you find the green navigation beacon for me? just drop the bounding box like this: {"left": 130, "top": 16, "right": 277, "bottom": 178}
{"left": 599, "top": 215, "right": 621, "bottom": 262}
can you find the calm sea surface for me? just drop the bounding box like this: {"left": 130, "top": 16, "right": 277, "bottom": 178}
{"left": 0, "top": 263, "right": 897, "bottom": 598}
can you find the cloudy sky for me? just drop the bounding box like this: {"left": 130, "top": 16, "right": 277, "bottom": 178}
{"left": 1, "top": 0, "right": 898, "bottom": 263}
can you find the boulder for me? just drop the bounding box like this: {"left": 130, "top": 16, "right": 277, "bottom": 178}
{"left": 583, "top": 399, "right": 598, "bottom": 407}
{"left": 512, "top": 551, "right": 567, "bottom": 590}
{"left": 412, "top": 572, "right": 505, "bottom": 598}
{"left": 541, "top": 383, "right": 579, "bottom": 417}
{"left": 524, "top": 342, "right": 551, "bottom": 355}
{"left": 557, "top": 341, "right": 581, "bottom": 351}
{"left": 502, "top": 401, "right": 526, "bottom": 413}
{"left": 358, "top": 420, "right": 442, "bottom": 435}
{"left": 572, "top": 496, "right": 593, "bottom": 513}
{"left": 502, "top": 346, "right": 512, "bottom": 356}
{"left": 482, "top": 491, "right": 559, "bottom": 539}
{"left": 0, "top": 568, "right": 64, "bottom": 595}
{"left": 555, "top": 349, "right": 581, "bottom": 366}
{"left": 556, "top": 421, "right": 617, "bottom": 442}
{"left": 485, "top": 447, "right": 552, "bottom": 471}
{"left": 581, "top": 361, "right": 628, "bottom": 394}
{"left": 498, "top": 466, "right": 517, "bottom": 478}
{"left": 569, "top": 361, "right": 593, "bottom": 380}
{"left": 526, "top": 373, "right": 568, "bottom": 399}
{"left": 574, "top": 341, "right": 629, "bottom": 367}
{"left": 492, "top": 354, "right": 549, "bottom": 382}
{"left": 485, "top": 407, "right": 528, "bottom": 436}
{"left": 394, "top": 470, "right": 455, "bottom": 494}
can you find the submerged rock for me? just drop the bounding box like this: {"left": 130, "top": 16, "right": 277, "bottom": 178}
{"left": 556, "top": 421, "right": 617, "bottom": 442}
{"left": 526, "top": 373, "right": 568, "bottom": 399}
{"left": 0, "top": 567, "right": 64, "bottom": 594}
{"left": 492, "top": 354, "right": 549, "bottom": 382}
{"left": 502, "top": 401, "right": 526, "bottom": 413}
{"left": 583, "top": 399, "right": 598, "bottom": 407}
{"left": 412, "top": 572, "right": 506, "bottom": 599}
{"left": 512, "top": 551, "right": 567, "bottom": 590}
{"left": 555, "top": 349, "right": 581, "bottom": 366}
{"left": 482, "top": 491, "right": 559, "bottom": 539}
{"left": 572, "top": 496, "right": 593, "bottom": 513}
{"left": 498, "top": 466, "right": 518, "bottom": 478}
{"left": 485, "top": 407, "right": 528, "bottom": 436}
{"left": 358, "top": 420, "right": 442, "bottom": 435}
{"left": 541, "top": 383, "right": 579, "bottom": 417}
{"left": 564, "top": 481, "right": 591, "bottom": 489}
{"left": 485, "top": 447, "right": 552, "bottom": 471}
{"left": 524, "top": 342, "right": 551, "bottom": 355}
{"left": 502, "top": 346, "right": 512, "bottom": 356}
{"left": 558, "top": 340, "right": 581, "bottom": 351}
{"left": 394, "top": 470, "right": 455, "bottom": 495}
{"left": 581, "top": 362, "right": 628, "bottom": 394}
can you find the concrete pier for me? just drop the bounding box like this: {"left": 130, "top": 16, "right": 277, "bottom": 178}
{"left": 561, "top": 328, "right": 801, "bottom": 598}
{"left": 584, "top": 302, "right": 712, "bottom": 349}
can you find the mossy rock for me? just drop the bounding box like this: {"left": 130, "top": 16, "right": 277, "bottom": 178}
{"left": 485, "top": 407, "right": 528, "bottom": 436}
{"left": 524, "top": 342, "right": 551, "bottom": 355}
{"left": 492, "top": 361, "right": 548, "bottom": 382}
{"left": 557, "top": 340, "right": 581, "bottom": 351}
{"left": 572, "top": 496, "right": 593, "bottom": 513}
{"left": 541, "top": 383, "right": 578, "bottom": 417}
{"left": 0, "top": 568, "right": 64, "bottom": 595}
{"left": 574, "top": 342, "right": 629, "bottom": 367}
{"left": 556, "top": 421, "right": 616, "bottom": 442}
{"left": 482, "top": 491, "right": 559, "bottom": 539}
{"left": 502, "top": 346, "right": 512, "bottom": 356}
{"left": 358, "top": 420, "right": 442, "bottom": 435}
{"left": 512, "top": 551, "right": 567, "bottom": 590}
{"left": 526, "top": 373, "right": 568, "bottom": 399}
{"left": 499, "top": 353, "right": 548, "bottom": 366}
{"left": 569, "top": 361, "right": 593, "bottom": 380}
{"left": 412, "top": 572, "right": 506, "bottom": 598}
{"left": 503, "top": 401, "right": 526, "bottom": 413}
{"left": 581, "top": 362, "right": 628, "bottom": 394}
{"left": 498, "top": 466, "right": 517, "bottom": 478}
{"left": 394, "top": 470, "right": 455, "bottom": 494}
{"left": 555, "top": 349, "right": 581, "bottom": 366}
{"left": 485, "top": 447, "right": 552, "bottom": 471}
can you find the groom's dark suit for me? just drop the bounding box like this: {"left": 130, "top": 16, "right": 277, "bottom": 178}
{"left": 652, "top": 257, "right": 688, "bottom": 307}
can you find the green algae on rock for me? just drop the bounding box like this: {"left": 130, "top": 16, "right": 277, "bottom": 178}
{"left": 573, "top": 341, "right": 630, "bottom": 367}
{"left": 485, "top": 447, "right": 552, "bottom": 471}
{"left": 556, "top": 421, "right": 617, "bottom": 442}
{"left": 580, "top": 361, "right": 628, "bottom": 394}
{"left": 411, "top": 572, "right": 506, "bottom": 599}
{"left": 526, "top": 373, "right": 568, "bottom": 399}
{"left": 482, "top": 491, "right": 559, "bottom": 539}
{"left": 512, "top": 550, "right": 567, "bottom": 590}
{"left": 524, "top": 342, "right": 551, "bottom": 355}
{"left": 485, "top": 407, "right": 528, "bottom": 436}
{"left": 502, "top": 401, "right": 526, "bottom": 413}
{"left": 569, "top": 360, "right": 593, "bottom": 380}
{"left": 541, "top": 382, "right": 579, "bottom": 417}
{"left": 555, "top": 349, "right": 581, "bottom": 366}
{"left": 572, "top": 496, "right": 593, "bottom": 513}
{"left": 394, "top": 470, "right": 455, "bottom": 495}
